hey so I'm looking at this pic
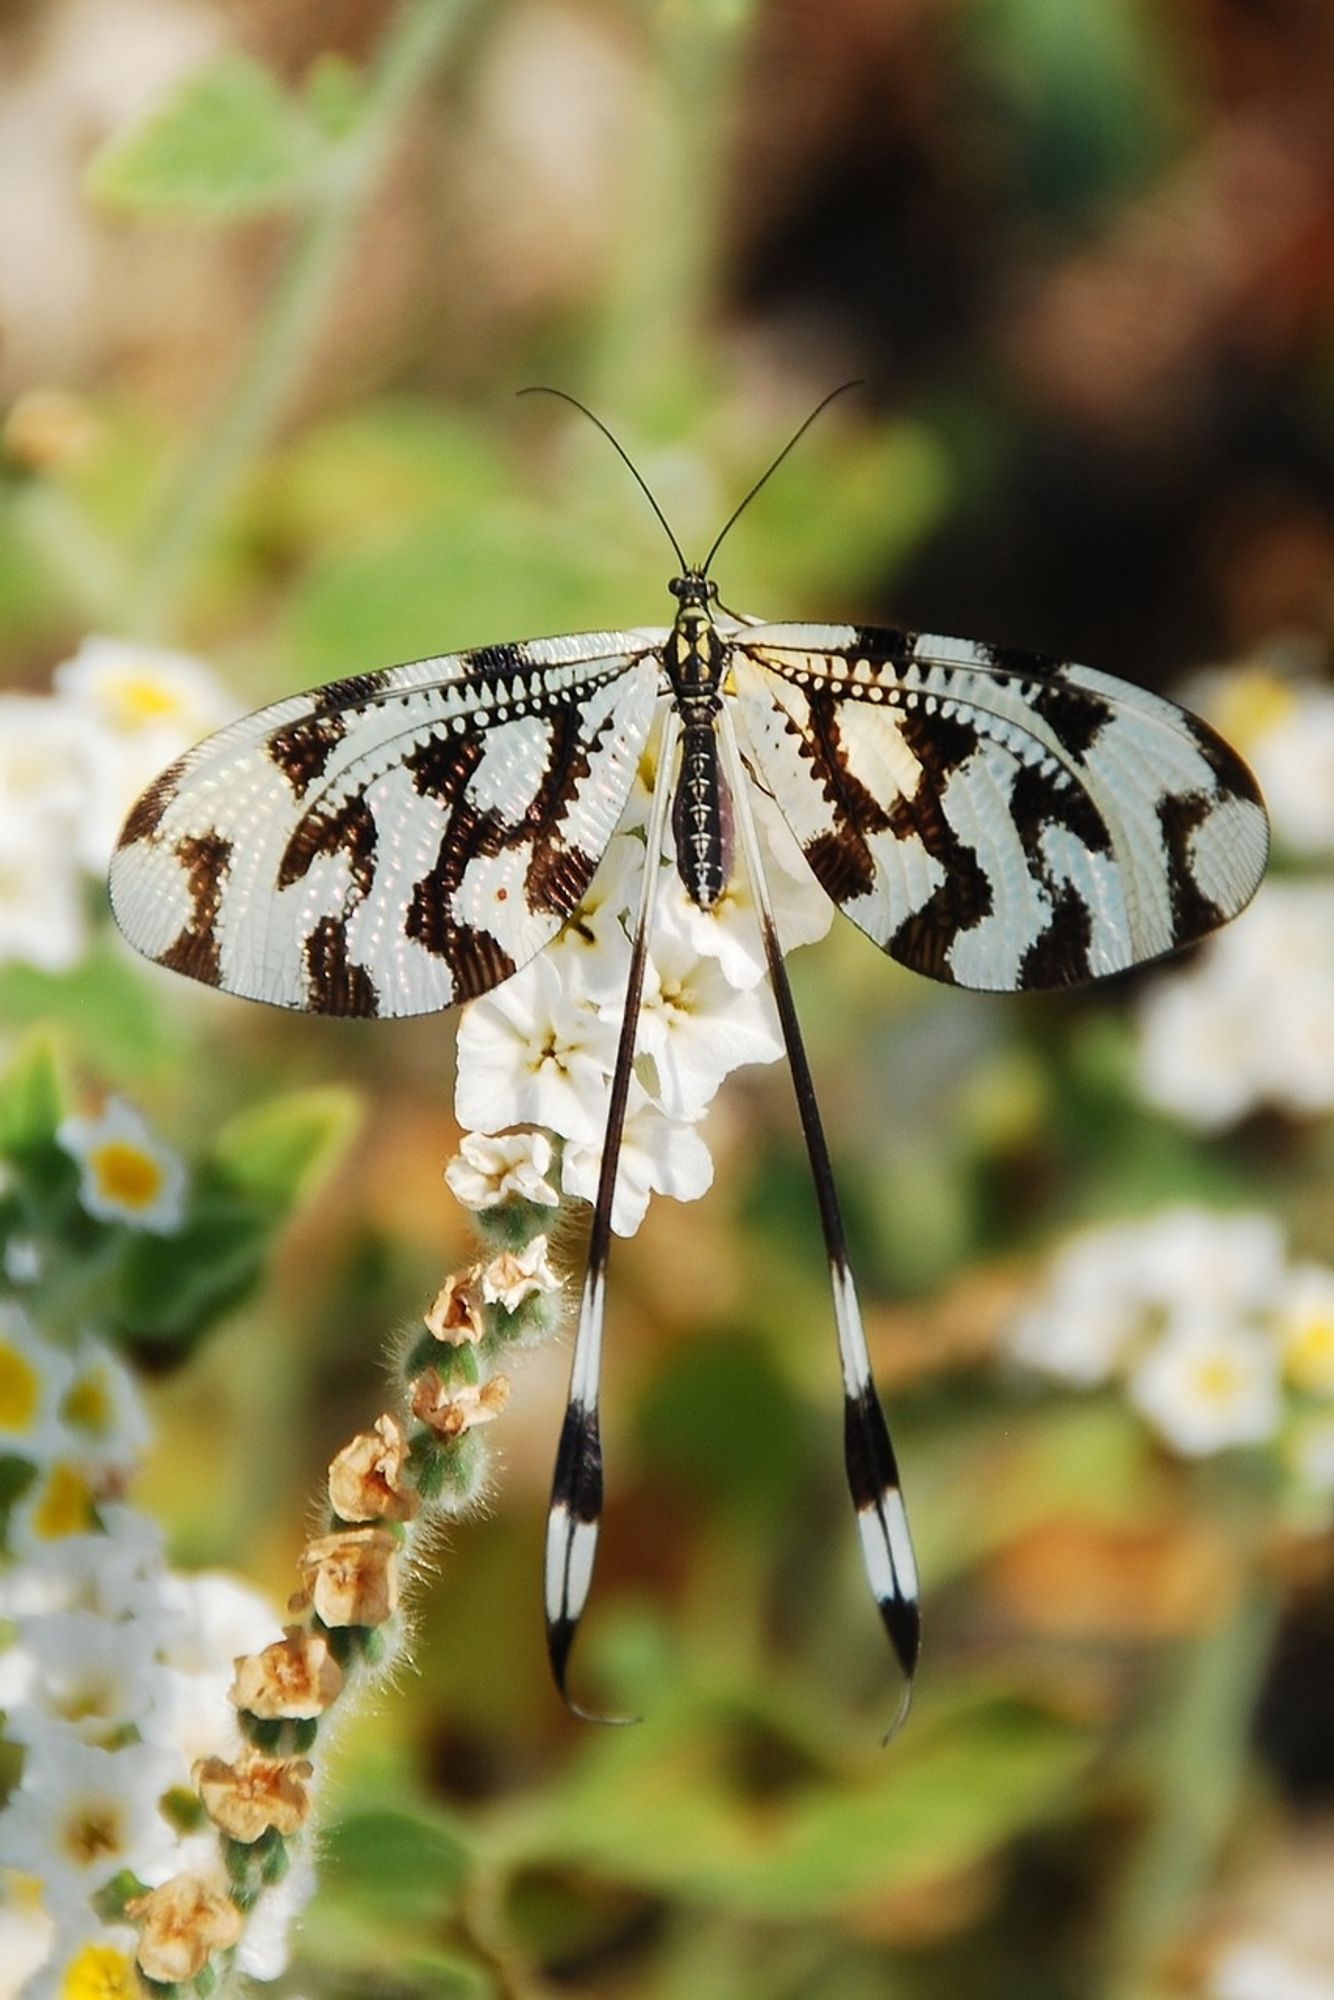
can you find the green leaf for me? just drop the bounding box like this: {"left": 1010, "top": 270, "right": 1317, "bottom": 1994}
{"left": 0, "top": 1036, "right": 65, "bottom": 1160}
{"left": 212, "top": 1086, "right": 361, "bottom": 1208}
{"left": 0, "top": 941, "right": 186, "bottom": 1079}
{"left": 86, "top": 54, "right": 324, "bottom": 218}
{"left": 305, "top": 53, "right": 367, "bottom": 141}
{"left": 319, "top": 1807, "right": 472, "bottom": 1918}
{"left": 516, "top": 1689, "right": 1090, "bottom": 1919}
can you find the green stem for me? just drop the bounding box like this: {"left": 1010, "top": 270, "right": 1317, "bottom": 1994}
{"left": 127, "top": 0, "right": 479, "bottom": 642}
{"left": 1099, "top": 1577, "right": 1280, "bottom": 1998}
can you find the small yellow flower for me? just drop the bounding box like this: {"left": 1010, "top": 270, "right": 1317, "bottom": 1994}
{"left": 1276, "top": 1264, "right": 1334, "bottom": 1397}
{"left": 61, "top": 1940, "right": 139, "bottom": 2000}
{"left": 28, "top": 1461, "right": 99, "bottom": 1542}
{"left": 58, "top": 1098, "right": 186, "bottom": 1234}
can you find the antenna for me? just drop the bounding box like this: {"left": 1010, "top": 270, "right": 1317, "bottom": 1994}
{"left": 700, "top": 381, "right": 864, "bottom": 576}
{"left": 518, "top": 386, "right": 688, "bottom": 573}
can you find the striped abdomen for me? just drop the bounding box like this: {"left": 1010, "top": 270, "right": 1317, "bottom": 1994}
{"left": 673, "top": 715, "right": 732, "bottom": 908}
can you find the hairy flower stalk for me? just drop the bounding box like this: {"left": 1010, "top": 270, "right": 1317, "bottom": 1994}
{"left": 121, "top": 1160, "right": 570, "bottom": 1994}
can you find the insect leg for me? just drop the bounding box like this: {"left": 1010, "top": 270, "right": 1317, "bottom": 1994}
{"left": 718, "top": 708, "right": 920, "bottom": 1735}
{"left": 544, "top": 705, "right": 682, "bottom": 1719}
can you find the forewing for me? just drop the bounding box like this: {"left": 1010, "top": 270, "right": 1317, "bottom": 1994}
{"left": 732, "top": 624, "right": 1269, "bottom": 992}
{"left": 110, "top": 632, "right": 664, "bottom": 1018}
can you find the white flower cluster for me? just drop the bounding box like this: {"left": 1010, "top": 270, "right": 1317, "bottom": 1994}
{"left": 0, "top": 1298, "right": 301, "bottom": 1997}
{"left": 450, "top": 766, "right": 832, "bottom": 1237}
{"left": 1211, "top": 1938, "right": 1334, "bottom": 2000}
{"left": 0, "top": 637, "right": 230, "bottom": 976}
{"left": 1009, "top": 1206, "right": 1334, "bottom": 1472}
{"left": 1136, "top": 666, "right": 1334, "bottom": 1130}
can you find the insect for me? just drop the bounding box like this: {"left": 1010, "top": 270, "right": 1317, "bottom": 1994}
{"left": 109, "top": 391, "right": 1269, "bottom": 1729}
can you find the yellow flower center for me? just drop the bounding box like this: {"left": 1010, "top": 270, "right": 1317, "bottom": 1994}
{"left": 1286, "top": 1314, "right": 1334, "bottom": 1395}
{"left": 61, "top": 1805, "right": 122, "bottom": 1868}
{"left": 103, "top": 672, "right": 186, "bottom": 731}
{"left": 1193, "top": 1355, "right": 1243, "bottom": 1406}
{"left": 63, "top": 1371, "right": 113, "bottom": 1440}
{"left": 33, "top": 1463, "right": 96, "bottom": 1540}
{"left": 1211, "top": 668, "right": 1297, "bottom": 754}
{"left": 0, "top": 1342, "right": 41, "bottom": 1431}
{"left": 62, "top": 1943, "right": 139, "bottom": 2000}
{"left": 91, "top": 1141, "right": 163, "bottom": 1212}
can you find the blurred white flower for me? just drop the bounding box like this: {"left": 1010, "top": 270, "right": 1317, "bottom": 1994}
{"left": 0, "top": 694, "right": 88, "bottom": 838}
{"left": 1288, "top": 1413, "right": 1334, "bottom": 1496}
{"left": 444, "top": 1129, "right": 559, "bottom": 1210}
{"left": 1211, "top": 1937, "right": 1334, "bottom": 2000}
{"left": 456, "top": 955, "right": 621, "bottom": 1144}
{"left": 57, "top": 1097, "right": 187, "bottom": 1234}
{"left": 60, "top": 1335, "right": 153, "bottom": 1467}
{"left": 1274, "top": 1263, "right": 1334, "bottom": 1397}
{"left": 0, "top": 1878, "right": 53, "bottom": 2000}
{"left": 1192, "top": 663, "right": 1334, "bottom": 858}
{"left": 1008, "top": 1224, "right": 1143, "bottom": 1385}
{"left": 6, "top": 1611, "right": 161, "bottom": 1748}
{"left": 0, "top": 1734, "right": 179, "bottom": 1922}
{"left": 0, "top": 827, "right": 87, "bottom": 974}
{"left": 1128, "top": 1318, "right": 1282, "bottom": 1457}
{"left": 0, "top": 1302, "right": 75, "bottom": 1463}
{"left": 1137, "top": 885, "right": 1334, "bottom": 1128}
{"left": 1009, "top": 1207, "right": 1327, "bottom": 1464}
{"left": 562, "top": 1090, "right": 713, "bottom": 1237}
{"left": 54, "top": 636, "right": 230, "bottom": 871}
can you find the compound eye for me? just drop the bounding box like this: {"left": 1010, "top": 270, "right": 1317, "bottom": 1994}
{"left": 668, "top": 576, "right": 685, "bottom": 598}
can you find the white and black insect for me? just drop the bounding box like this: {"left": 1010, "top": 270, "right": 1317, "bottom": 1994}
{"left": 109, "top": 392, "right": 1269, "bottom": 1728}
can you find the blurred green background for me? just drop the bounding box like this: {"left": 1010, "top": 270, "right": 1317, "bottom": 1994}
{"left": 2, "top": 1, "right": 1333, "bottom": 1995}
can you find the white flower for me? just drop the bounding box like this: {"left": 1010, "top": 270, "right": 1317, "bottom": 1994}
{"left": 444, "top": 1129, "right": 559, "bottom": 1210}
{"left": 152, "top": 1572, "right": 281, "bottom": 1682}
{"left": 57, "top": 1097, "right": 187, "bottom": 1234}
{"left": 6, "top": 1610, "right": 162, "bottom": 1747}
{"left": 633, "top": 924, "right": 783, "bottom": 1119}
{"left": 1137, "top": 886, "right": 1334, "bottom": 1127}
{"left": 1008, "top": 1224, "right": 1143, "bottom": 1385}
{"left": 0, "top": 1513, "right": 166, "bottom": 1623}
{"left": 1130, "top": 1208, "right": 1285, "bottom": 1324}
{"left": 0, "top": 694, "right": 88, "bottom": 839}
{"left": 0, "top": 1878, "right": 53, "bottom": 2000}
{"left": 1128, "top": 1318, "right": 1282, "bottom": 1457}
{"left": 1211, "top": 1937, "right": 1334, "bottom": 2000}
{"left": 3, "top": 1237, "right": 43, "bottom": 1286}
{"left": 1287, "top": 1413, "right": 1334, "bottom": 1496}
{"left": 654, "top": 788, "right": 833, "bottom": 991}
{"left": 7, "top": 1461, "right": 101, "bottom": 1560}
{"left": 480, "top": 1234, "right": 561, "bottom": 1312}
{"left": 1274, "top": 1263, "right": 1334, "bottom": 1397}
{"left": 1193, "top": 664, "right": 1334, "bottom": 857}
{"left": 233, "top": 1847, "right": 317, "bottom": 1980}
{"left": 54, "top": 636, "right": 231, "bottom": 871}
{"left": 58, "top": 1335, "right": 152, "bottom": 1469}
{"left": 561, "top": 1090, "right": 713, "bottom": 1237}
{"left": 455, "top": 954, "right": 620, "bottom": 1144}
{"left": 0, "top": 1735, "right": 179, "bottom": 1923}
{"left": 0, "top": 827, "right": 87, "bottom": 974}
{"left": 544, "top": 833, "right": 642, "bottom": 1002}
{"left": 0, "top": 1303, "right": 75, "bottom": 1463}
